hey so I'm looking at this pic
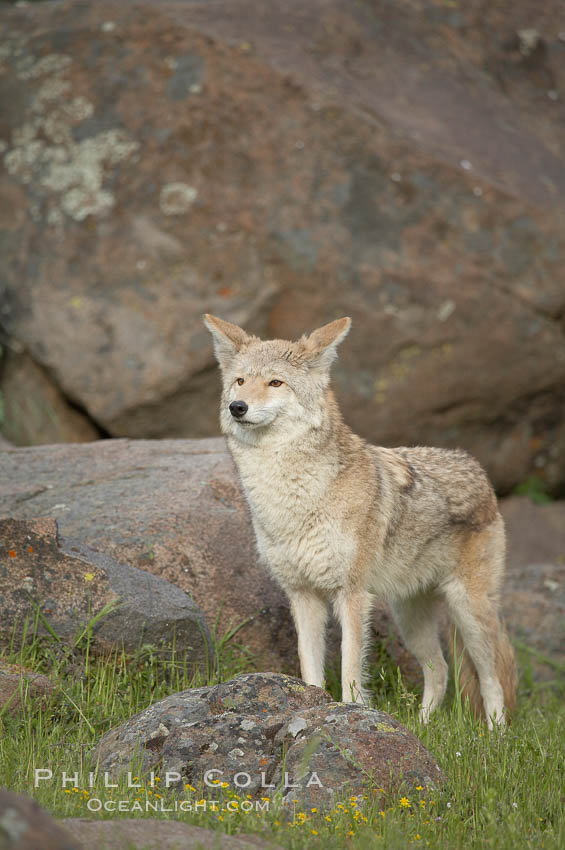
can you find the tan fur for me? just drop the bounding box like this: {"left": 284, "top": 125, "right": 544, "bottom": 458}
{"left": 203, "top": 314, "right": 518, "bottom": 727}
{"left": 450, "top": 620, "right": 518, "bottom": 721}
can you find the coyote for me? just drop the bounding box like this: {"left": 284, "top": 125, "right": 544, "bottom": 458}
{"left": 204, "top": 314, "right": 517, "bottom": 727}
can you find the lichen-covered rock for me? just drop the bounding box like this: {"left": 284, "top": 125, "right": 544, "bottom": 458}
{"left": 0, "top": 517, "right": 212, "bottom": 665}
{"left": 210, "top": 671, "right": 329, "bottom": 716}
{"left": 0, "top": 0, "right": 278, "bottom": 442}
{"left": 94, "top": 672, "right": 330, "bottom": 775}
{"left": 93, "top": 673, "right": 442, "bottom": 811}
{"left": 1, "top": 0, "right": 565, "bottom": 492}
{"left": 272, "top": 702, "right": 441, "bottom": 808}
{"left": 0, "top": 789, "right": 79, "bottom": 850}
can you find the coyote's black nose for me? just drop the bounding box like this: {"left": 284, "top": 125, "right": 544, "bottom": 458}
{"left": 229, "top": 400, "right": 248, "bottom": 418}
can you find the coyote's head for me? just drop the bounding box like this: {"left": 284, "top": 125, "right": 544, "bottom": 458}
{"left": 203, "top": 314, "right": 351, "bottom": 443}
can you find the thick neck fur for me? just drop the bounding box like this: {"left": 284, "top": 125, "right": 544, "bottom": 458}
{"left": 228, "top": 388, "right": 365, "bottom": 508}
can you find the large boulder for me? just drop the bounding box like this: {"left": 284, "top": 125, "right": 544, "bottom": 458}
{"left": 1, "top": 0, "right": 565, "bottom": 492}
{"left": 93, "top": 672, "right": 443, "bottom": 811}
{"left": 94, "top": 672, "right": 331, "bottom": 777}
{"left": 0, "top": 0, "right": 279, "bottom": 444}
{"left": 0, "top": 516, "right": 212, "bottom": 665}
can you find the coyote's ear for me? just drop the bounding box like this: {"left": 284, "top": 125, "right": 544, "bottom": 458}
{"left": 299, "top": 317, "right": 351, "bottom": 373}
{"left": 203, "top": 314, "right": 251, "bottom": 369}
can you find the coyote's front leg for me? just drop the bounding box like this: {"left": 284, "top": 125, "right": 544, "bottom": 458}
{"left": 289, "top": 590, "right": 328, "bottom": 689}
{"left": 334, "top": 590, "right": 374, "bottom": 704}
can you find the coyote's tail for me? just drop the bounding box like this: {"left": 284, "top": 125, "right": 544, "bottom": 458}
{"left": 448, "top": 618, "right": 518, "bottom": 722}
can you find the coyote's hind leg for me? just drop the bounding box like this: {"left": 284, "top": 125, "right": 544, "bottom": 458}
{"left": 391, "top": 592, "right": 448, "bottom": 723}
{"left": 442, "top": 577, "right": 506, "bottom": 729}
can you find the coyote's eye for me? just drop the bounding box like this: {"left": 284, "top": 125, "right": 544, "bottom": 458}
{"left": 236, "top": 378, "right": 244, "bottom": 386}
{"left": 269, "top": 379, "right": 283, "bottom": 387}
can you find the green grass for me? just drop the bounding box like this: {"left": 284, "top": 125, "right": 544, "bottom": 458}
{"left": 512, "top": 475, "right": 554, "bottom": 505}
{"left": 0, "top": 619, "right": 563, "bottom": 850}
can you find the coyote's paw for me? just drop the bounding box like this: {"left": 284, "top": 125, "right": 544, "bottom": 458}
{"left": 419, "top": 706, "right": 432, "bottom": 725}
{"left": 487, "top": 711, "right": 507, "bottom": 732}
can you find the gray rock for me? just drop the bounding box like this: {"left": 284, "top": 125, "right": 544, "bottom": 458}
{"left": 93, "top": 673, "right": 442, "bottom": 811}
{"left": 500, "top": 497, "right": 565, "bottom": 678}
{"left": 95, "top": 672, "right": 329, "bottom": 775}
{"left": 0, "top": 789, "right": 79, "bottom": 850}
{"left": 61, "top": 538, "right": 213, "bottom": 661}
{"left": 61, "top": 818, "right": 282, "bottom": 850}
{"left": 273, "top": 702, "right": 442, "bottom": 809}
{"left": 0, "top": 517, "right": 212, "bottom": 665}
